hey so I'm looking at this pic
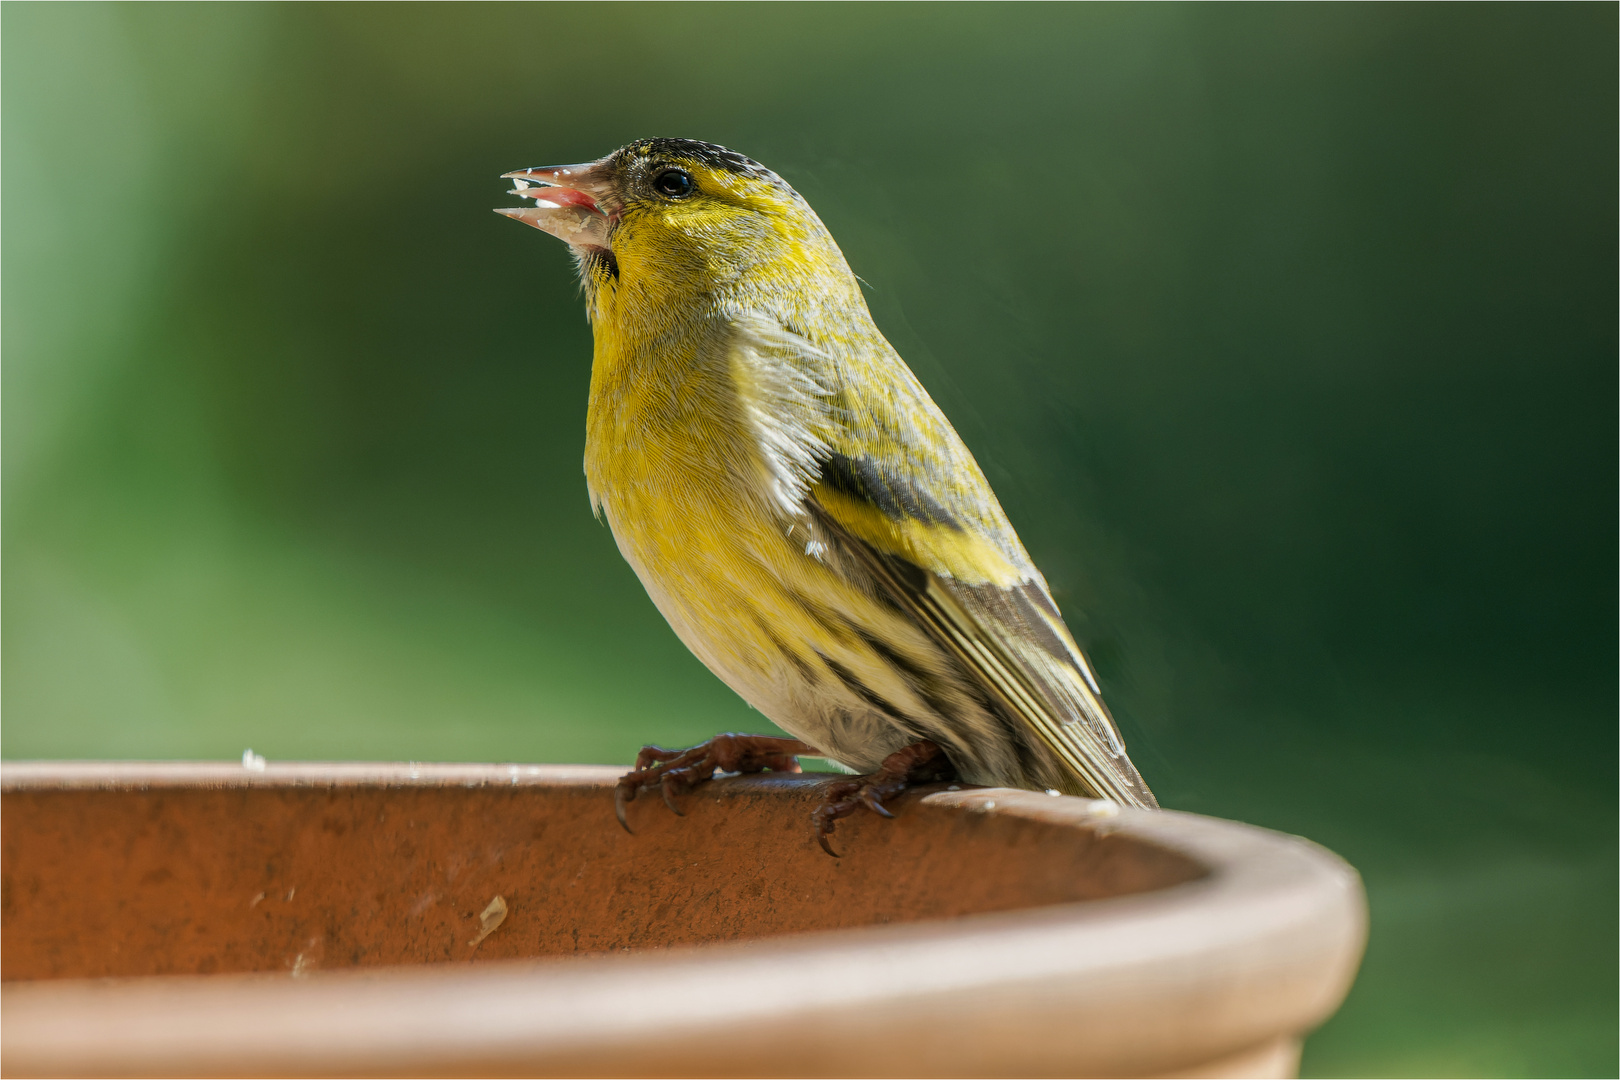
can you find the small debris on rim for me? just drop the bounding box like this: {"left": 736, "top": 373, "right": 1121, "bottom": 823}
{"left": 469, "top": 895, "right": 509, "bottom": 948}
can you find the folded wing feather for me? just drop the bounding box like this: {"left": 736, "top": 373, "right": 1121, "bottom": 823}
{"left": 728, "top": 314, "right": 1158, "bottom": 809}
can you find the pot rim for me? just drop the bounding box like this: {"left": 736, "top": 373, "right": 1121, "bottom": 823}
{"left": 0, "top": 761, "right": 1367, "bottom": 1078}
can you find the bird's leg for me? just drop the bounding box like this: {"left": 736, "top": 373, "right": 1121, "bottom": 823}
{"left": 615, "top": 733, "right": 820, "bottom": 831}
{"left": 811, "top": 740, "right": 957, "bottom": 857}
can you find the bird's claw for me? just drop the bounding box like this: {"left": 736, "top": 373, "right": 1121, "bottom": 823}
{"left": 809, "top": 739, "right": 955, "bottom": 857}
{"left": 614, "top": 784, "right": 634, "bottom": 833}
{"left": 660, "top": 772, "right": 686, "bottom": 816}
{"left": 614, "top": 734, "right": 818, "bottom": 831}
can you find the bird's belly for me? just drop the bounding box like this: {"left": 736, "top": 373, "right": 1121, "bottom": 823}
{"left": 590, "top": 468, "right": 927, "bottom": 771}
{"left": 599, "top": 480, "right": 820, "bottom": 706}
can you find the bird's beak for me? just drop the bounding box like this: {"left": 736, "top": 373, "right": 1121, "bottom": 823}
{"left": 495, "top": 160, "right": 616, "bottom": 251}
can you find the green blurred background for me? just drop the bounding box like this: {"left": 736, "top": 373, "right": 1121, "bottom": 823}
{"left": 4, "top": 3, "right": 1614, "bottom": 1075}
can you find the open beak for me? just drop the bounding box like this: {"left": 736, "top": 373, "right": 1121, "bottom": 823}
{"left": 495, "top": 160, "right": 616, "bottom": 251}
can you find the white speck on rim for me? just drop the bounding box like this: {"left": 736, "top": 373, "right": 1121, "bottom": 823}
{"left": 241, "top": 749, "right": 267, "bottom": 772}
{"left": 1045, "top": 789, "right": 1061, "bottom": 796}
{"left": 984, "top": 800, "right": 997, "bottom": 810}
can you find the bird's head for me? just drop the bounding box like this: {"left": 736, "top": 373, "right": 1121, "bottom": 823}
{"left": 498, "top": 139, "right": 857, "bottom": 316}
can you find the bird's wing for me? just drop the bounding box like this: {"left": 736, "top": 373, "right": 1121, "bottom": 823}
{"left": 730, "top": 316, "right": 1157, "bottom": 808}
{"left": 808, "top": 504, "right": 1157, "bottom": 808}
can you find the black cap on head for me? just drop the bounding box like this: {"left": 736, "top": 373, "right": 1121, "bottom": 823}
{"left": 618, "top": 138, "right": 798, "bottom": 197}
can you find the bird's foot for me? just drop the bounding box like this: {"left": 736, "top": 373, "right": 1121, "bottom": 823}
{"left": 811, "top": 740, "right": 956, "bottom": 857}
{"left": 615, "top": 733, "right": 819, "bottom": 831}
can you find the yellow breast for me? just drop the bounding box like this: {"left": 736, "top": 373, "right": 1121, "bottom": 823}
{"left": 581, "top": 299, "right": 949, "bottom": 756}
{"left": 583, "top": 301, "right": 816, "bottom": 688}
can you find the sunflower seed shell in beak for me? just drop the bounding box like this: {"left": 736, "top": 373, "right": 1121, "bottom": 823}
{"left": 495, "top": 161, "right": 615, "bottom": 251}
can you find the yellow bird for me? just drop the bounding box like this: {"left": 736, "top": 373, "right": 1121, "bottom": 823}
{"left": 498, "top": 139, "right": 1157, "bottom": 852}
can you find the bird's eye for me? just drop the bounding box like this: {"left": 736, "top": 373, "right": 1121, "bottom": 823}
{"left": 653, "top": 169, "right": 695, "bottom": 198}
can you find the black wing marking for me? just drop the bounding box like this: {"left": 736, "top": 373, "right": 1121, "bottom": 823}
{"left": 809, "top": 498, "right": 1159, "bottom": 809}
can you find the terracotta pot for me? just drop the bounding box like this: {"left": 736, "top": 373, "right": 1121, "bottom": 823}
{"left": 0, "top": 762, "right": 1365, "bottom": 1078}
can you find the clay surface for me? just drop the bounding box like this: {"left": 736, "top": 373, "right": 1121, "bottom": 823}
{"left": 1, "top": 763, "right": 1201, "bottom": 981}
